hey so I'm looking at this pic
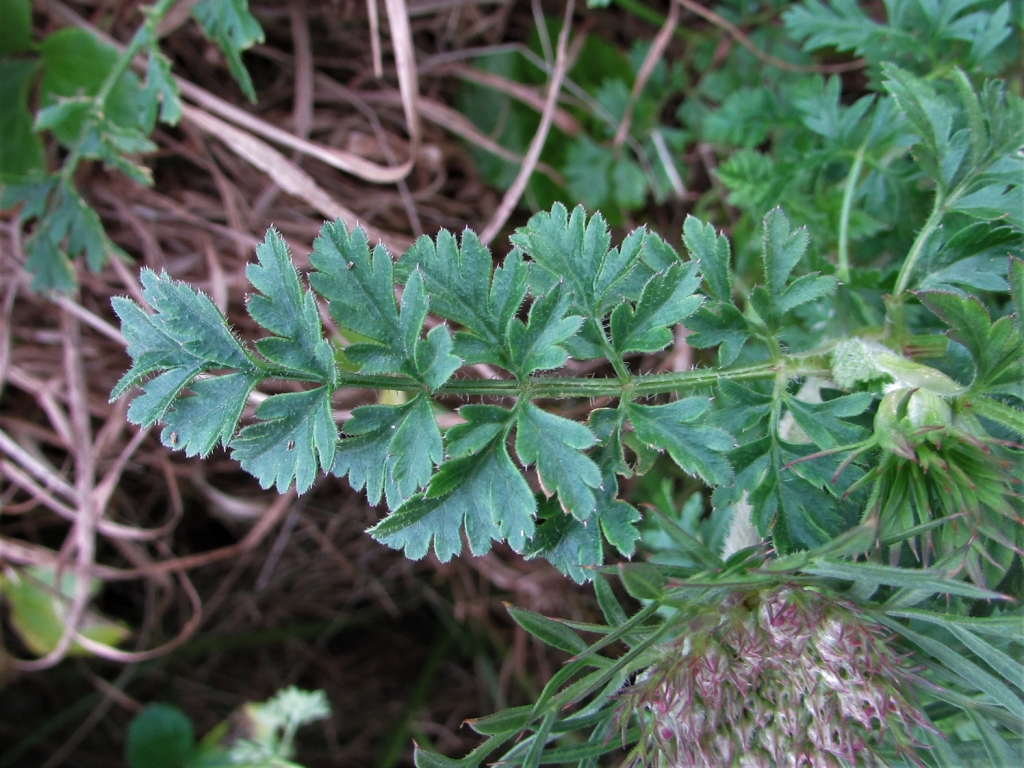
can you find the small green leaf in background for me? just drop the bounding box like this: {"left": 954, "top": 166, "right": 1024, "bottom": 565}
{"left": 0, "top": 0, "right": 32, "bottom": 56}
{"left": 38, "top": 28, "right": 143, "bottom": 145}
{"left": 191, "top": 0, "right": 265, "bottom": 102}
{"left": 125, "top": 704, "right": 195, "bottom": 768}
{"left": 0, "top": 60, "right": 45, "bottom": 183}
{"left": 0, "top": 566, "right": 129, "bottom": 657}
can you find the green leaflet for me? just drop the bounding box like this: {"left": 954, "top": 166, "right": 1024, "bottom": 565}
{"left": 525, "top": 491, "right": 641, "bottom": 585}
{"left": 751, "top": 208, "right": 837, "bottom": 330}
{"left": 332, "top": 396, "right": 443, "bottom": 509}
{"left": 610, "top": 262, "right": 702, "bottom": 354}
{"left": 246, "top": 228, "right": 336, "bottom": 383}
{"left": 310, "top": 221, "right": 460, "bottom": 391}
{"left": 511, "top": 203, "right": 642, "bottom": 317}
{"left": 682, "top": 215, "right": 731, "bottom": 303}
{"left": 112, "top": 269, "right": 256, "bottom": 428}
{"left": 159, "top": 372, "right": 260, "bottom": 457}
{"left": 783, "top": 391, "right": 872, "bottom": 449}
{"left": 397, "top": 228, "right": 528, "bottom": 361}
{"left": 516, "top": 404, "right": 602, "bottom": 521}
{"left": 140, "top": 46, "right": 182, "bottom": 130}
{"left": 0, "top": 0, "right": 31, "bottom": 57}
{"left": 920, "top": 291, "right": 1024, "bottom": 394}
{"left": 784, "top": 0, "right": 1015, "bottom": 73}
{"left": 370, "top": 405, "right": 534, "bottom": 560}
{"left": 625, "top": 398, "right": 734, "bottom": 486}
{"left": 507, "top": 284, "right": 582, "bottom": 376}
{"left": 232, "top": 387, "right": 337, "bottom": 494}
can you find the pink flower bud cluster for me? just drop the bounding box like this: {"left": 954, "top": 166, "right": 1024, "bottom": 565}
{"left": 619, "top": 587, "right": 931, "bottom": 767}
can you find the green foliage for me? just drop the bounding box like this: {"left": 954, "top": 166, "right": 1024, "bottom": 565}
{"left": 0, "top": 0, "right": 261, "bottom": 290}
{"left": 0, "top": 566, "right": 129, "bottom": 657}
{"left": 125, "top": 688, "right": 329, "bottom": 768}
{"left": 191, "top": 0, "right": 264, "bottom": 102}
{"left": 104, "top": 2, "right": 1024, "bottom": 764}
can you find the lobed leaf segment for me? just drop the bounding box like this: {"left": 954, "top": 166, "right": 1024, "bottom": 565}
{"left": 112, "top": 193, "right": 1024, "bottom": 584}
{"left": 112, "top": 202, "right": 850, "bottom": 579}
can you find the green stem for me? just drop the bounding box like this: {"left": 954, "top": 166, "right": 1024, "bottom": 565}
{"left": 885, "top": 189, "right": 947, "bottom": 340}
{"left": 58, "top": 0, "right": 177, "bottom": 185}
{"left": 328, "top": 356, "right": 830, "bottom": 401}
{"left": 837, "top": 142, "right": 867, "bottom": 284}
{"left": 891, "top": 191, "right": 946, "bottom": 300}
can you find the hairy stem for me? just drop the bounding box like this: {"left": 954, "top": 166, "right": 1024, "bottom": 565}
{"left": 885, "top": 189, "right": 947, "bottom": 339}
{"left": 327, "top": 357, "right": 831, "bottom": 401}
{"left": 837, "top": 142, "right": 867, "bottom": 284}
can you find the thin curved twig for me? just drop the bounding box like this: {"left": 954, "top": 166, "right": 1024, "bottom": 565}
{"left": 479, "top": 0, "right": 576, "bottom": 246}
{"left": 673, "top": 0, "right": 864, "bottom": 74}
{"left": 613, "top": 0, "right": 680, "bottom": 149}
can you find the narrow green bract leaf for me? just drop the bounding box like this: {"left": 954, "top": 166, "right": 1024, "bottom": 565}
{"left": 506, "top": 606, "right": 588, "bottom": 654}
